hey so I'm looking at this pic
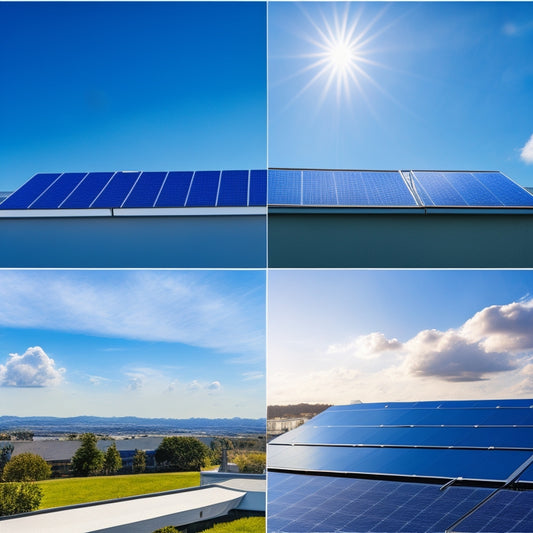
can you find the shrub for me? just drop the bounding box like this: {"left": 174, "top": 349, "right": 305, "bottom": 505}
{"left": 0, "top": 482, "right": 42, "bottom": 516}
{"left": 155, "top": 437, "right": 210, "bottom": 472}
{"left": 232, "top": 452, "right": 266, "bottom": 474}
{"left": 3, "top": 453, "right": 51, "bottom": 482}
{"left": 70, "top": 433, "right": 104, "bottom": 476}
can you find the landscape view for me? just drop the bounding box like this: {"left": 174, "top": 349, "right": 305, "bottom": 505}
{"left": 0, "top": 270, "right": 266, "bottom": 532}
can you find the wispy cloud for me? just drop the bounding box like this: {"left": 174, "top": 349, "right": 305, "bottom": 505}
{"left": 0, "top": 271, "right": 264, "bottom": 355}
{"left": 0, "top": 346, "right": 65, "bottom": 387}
{"left": 502, "top": 20, "right": 533, "bottom": 37}
{"left": 520, "top": 134, "right": 533, "bottom": 164}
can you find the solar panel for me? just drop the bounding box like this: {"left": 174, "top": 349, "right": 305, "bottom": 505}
{"left": 0, "top": 173, "right": 61, "bottom": 209}
{"left": 60, "top": 172, "right": 115, "bottom": 208}
{"left": 249, "top": 169, "right": 267, "bottom": 206}
{"left": 268, "top": 169, "right": 301, "bottom": 205}
{"left": 217, "top": 170, "right": 249, "bottom": 206}
{"left": 30, "top": 173, "right": 87, "bottom": 209}
{"left": 186, "top": 171, "right": 220, "bottom": 207}
{"left": 91, "top": 171, "right": 140, "bottom": 208}
{"left": 122, "top": 171, "right": 167, "bottom": 208}
{"left": 411, "top": 171, "right": 533, "bottom": 207}
{"left": 154, "top": 171, "right": 193, "bottom": 208}
{"left": 268, "top": 472, "right": 492, "bottom": 533}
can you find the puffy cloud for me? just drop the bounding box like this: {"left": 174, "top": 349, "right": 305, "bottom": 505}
{"left": 328, "top": 332, "right": 401, "bottom": 358}
{"left": 462, "top": 300, "right": 533, "bottom": 352}
{"left": 404, "top": 329, "right": 515, "bottom": 382}
{"left": 208, "top": 381, "right": 222, "bottom": 393}
{"left": 521, "top": 134, "right": 533, "bottom": 164}
{"left": 0, "top": 346, "right": 65, "bottom": 387}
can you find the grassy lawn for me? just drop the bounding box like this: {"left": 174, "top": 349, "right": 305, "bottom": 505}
{"left": 200, "top": 517, "right": 265, "bottom": 533}
{"left": 37, "top": 472, "right": 200, "bottom": 509}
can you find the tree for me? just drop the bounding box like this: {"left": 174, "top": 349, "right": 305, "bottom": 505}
{"left": 132, "top": 449, "right": 146, "bottom": 474}
{"left": 70, "top": 433, "right": 104, "bottom": 476}
{"left": 0, "top": 482, "right": 42, "bottom": 516}
{"left": 232, "top": 452, "right": 266, "bottom": 474}
{"left": 3, "top": 453, "right": 51, "bottom": 482}
{"left": 102, "top": 442, "right": 122, "bottom": 475}
{"left": 210, "top": 437, "right": 234, "bottom": 464}
{"left": 0, "top": 443, "right": 14, "bottom": 479}
{"left": 155, "top": 437, "right": 210, "bottom": 471}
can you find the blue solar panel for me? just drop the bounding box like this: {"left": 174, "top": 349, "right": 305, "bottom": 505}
{"left": 268, "top": 473, "right": 492, "bottom": 533}
{"left": 186, "top": 171, "right": 220, "bottom": 207}
{"left": 412, "top": 171, "right": 533, "bottom": 207}
{"left": 154, "top": 171, "right": 193, "bottom": 208}
{"left": 60, "top": 172, "right": 115, "bottom": 208}
{"left": 269, "top": 443, "right": 530, "bottom": 481}
{"left": 122, "top": 171, "right": 166, "bottom": 208}
{"left": 91, "top": 171, "right": 140, "bottom": 208}
{"left": 272, "top": 425, "right": 533, "bottom": 450}
{"left": 217, "top": 170, "right": 249, "bottom": 206}
{"left": 457, "top": 489, "right": 533, "bottom": 532}
{"left": 0, "top": 173, "right": 60, "bottom": 209}
{"left": 303, "top": 171, "right": 337, "bottom": 205}
{"left": 268, "top": 169, "right": 301, "bottom": 205}
{"left": 29, "top": 173, "right": 87, "bottom": 209}
{"left": 249, "top": 169, "right": 267, "bottom": 206}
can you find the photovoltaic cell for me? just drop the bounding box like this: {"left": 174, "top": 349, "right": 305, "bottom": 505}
{"left": 0, "top": 173, "right": 61, "bottom": 209}
{"left": 268, "top": 472, "right": 492, "bottom": 533}
{"left": 268, "top": 169, "right": 301, "bottom": 205}
{"left": 217, "top": 170, "right": 248, "bottom": 206}
{"left": 60, "top": 172, "right": 115, "bottom": 208}
{"left": 154, "top": 171, "right": 193, "bottom": 208}
{"left": 249, "top": 169, "right": 267, "bottom": 206}
{"left": 303, "top": 171, "right": 337, "bottom": 205}
{"left": 186, "top": 171, "right": 220, "bottom": 207}
{"left": 122, "top": 171, "right": 167, "bottom": 208}
{"left": 91, "top": 171, "right": 140, "bottom": 208}
{"left": 30, "top": 173, "right": 87, "bottom": 209}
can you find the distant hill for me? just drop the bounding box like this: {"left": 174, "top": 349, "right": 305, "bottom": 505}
{"left": 0, "top": 416, "right": 266, "bottom": 437}
{"left": 267, "top": 404, "right": 331, "bottom": 419}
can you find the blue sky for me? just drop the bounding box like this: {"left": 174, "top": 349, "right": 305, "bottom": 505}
{"left": 0, "top": 2, "right": 266, "bottom": 191}
{"left": 269, "top": 2, "right": 533, "bottom": 186}
{"left": 269, "top": 270, "right": 533, "bottom": 405}
{"left": 0, "top": 270, "right": 265, "bottom": 418}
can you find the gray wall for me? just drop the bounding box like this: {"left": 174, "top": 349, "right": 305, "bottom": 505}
{"left": 268, "top": 213, "right": 533, "bottom": 268}
{"left": 0, "top": 215, "right": 266, "bottom": 268}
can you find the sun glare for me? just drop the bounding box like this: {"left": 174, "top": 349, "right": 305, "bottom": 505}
{"left": 281, "top": 4, "right": 393, "bottom": 110}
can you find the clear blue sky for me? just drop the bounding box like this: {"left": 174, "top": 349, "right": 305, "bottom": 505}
{"left": 0, "top": 2, "right": 266, "bottom": 191}
{"left": 0, "top": 270, "right": 265, "bottom": 418}
{"left": 269, "top": 270, "right": 533, "bottom": 405}
{"left": 269, "top": 2, "right": 533, "bottom": 186}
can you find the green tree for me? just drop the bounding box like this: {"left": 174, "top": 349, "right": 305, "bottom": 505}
{"left": 132, "top": 449, "right": 146, "bottom": 474}
{"left": 210, "top": 437, "right": 234, "bottom": 464}
{"left": 0, "top": 482, "right": 42, "bottom": 516}
{"left": 3, "top": 453, "right": 51, "bottom": 482}
{"left": 155, "top": 437, "right": 209, "bottom": 471}
{"left": 102, "top": 442, "right": 122, "bottom": 475}
{"left": 0, "top": 443, "right": 14, "bottom": 479}
{"left": 70, "top": 433, "right": 104, "bottom": 476}
{"left": 232, "top": 452, "right": 266, "bottom": 474}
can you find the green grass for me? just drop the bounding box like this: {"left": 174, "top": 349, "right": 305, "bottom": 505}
{"left": 200, "top": 517, "right": 265, "bottom": 533}
{"left": 36, "top": 472, "right": 200, "bottom": 509}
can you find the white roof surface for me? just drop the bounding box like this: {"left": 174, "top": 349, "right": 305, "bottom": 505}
{"left": 0, "top": 486, "right": 245, "bottom": 533}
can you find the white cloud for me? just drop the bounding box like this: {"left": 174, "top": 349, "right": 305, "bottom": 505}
{"left": 88, "top": 375, "right": 110, "bottom": 386}
{"left": 208, "top": 381, "right": 222, "bottom": 393}
{"left": 0, "top": 271, "right": 264, "bottom": 356}
{"left": 0, "top": 346, "right": 65, "bottom": 387}
{"left": 242, "top": 371, "right": 264, "bottom": 381}
{"left": 328, "top": 332, "right": 401, "bottom": 358}
{"left": 520, "top": 134, "right": 533, "bottom": 164}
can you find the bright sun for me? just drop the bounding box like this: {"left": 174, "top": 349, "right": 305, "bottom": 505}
{"left": 328, "top": 42, "right": 354, "bottom": 71}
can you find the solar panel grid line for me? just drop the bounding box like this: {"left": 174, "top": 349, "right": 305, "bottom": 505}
{"left": 214, "top": 170, "right": 222, "bottom": 207}
{"left": 152, "top": 171, "right": 170, "bottom": 207}
{"left": 300, "top": 170, "right": 303, "bottom": 206}
{"left": 27, "top": 173, "right": 63, "bottom": 208}
{"left": 119, "top": 171, "right": 143, "bottom": 208}
{"left": 184, "top": 170, "right": 196, "bottom": 207}
{"left": 247, "top": 170, "right": 251, "bottom": 207}
{"left": 88, "top": 172, "right": 117, "bottom": 208}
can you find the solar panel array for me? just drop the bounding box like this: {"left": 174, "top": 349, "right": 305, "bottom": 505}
{"left": 0, "top": 170, "right": 267, "bottom": 210}
{"left": 268, "top": 400, "right": 533, "bottom": 532}
{"left": 268, "top": 169, "right": 533, "bottom": 208}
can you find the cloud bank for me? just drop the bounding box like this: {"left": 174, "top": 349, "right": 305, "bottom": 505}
{"left": 521, "top": 134, "right": 533, "bottom": 164}
{"left": 0, "top": 346, "right": 65, "bottom": 387}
